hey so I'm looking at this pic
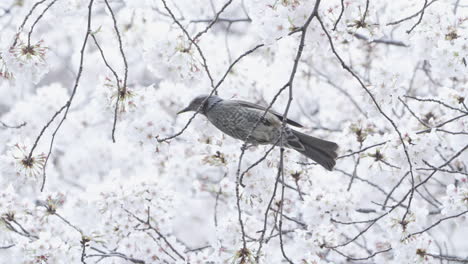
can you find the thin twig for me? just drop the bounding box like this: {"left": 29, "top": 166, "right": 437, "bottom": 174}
{"left": 317, "top": 13, "right": 416, "bottom": 228}
{"left": 333, "top": 0, "right": 345, "bottom": 30}
{"left": 27, "top": 0, "right": 95, "bottom": 192}
{"left": 350, "top": 31, "right": 408, "bottom": 47}
{"left": 405, "top": 95, "right": 468, "bottom": 115}
{"left": 240, "top": 139, "right": 279, "bottom": 187}
{"left": 27, "top": 0, "right": 59, "bottom": 46}
{"left": 386, "top": 0, "right": 436, "bottom": 26}
{"left": 88, "top": 247, "right": 145, "bottom": 264}
{"left": 193, "top": 0, "right": 234, "bottom": 41}
{"left": 406, "top": 0, "right": 429, "bottom": 34}
{"left": 406, "top": 210, "right": 468, "bottom": 239}
{"left": 0, "top": 121, "right": 26, "bottom": 129}
{"left": 124, "top": 208, "right": 185, "bottom": 261}
{"left": 103, "top": 0, "right": 129, "bottom": 143}
{"left": 332, "top": 247, "right": 392, "bottom": 261}
{"left": 426, "top": 253, "right": 468, "bottom": 263}
{"left": 12, "top": 0, "right": 47, "bottom": 47}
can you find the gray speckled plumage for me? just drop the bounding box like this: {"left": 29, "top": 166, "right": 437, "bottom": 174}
{"left": 178, "top": 95, "right": 339, "bottom": 170}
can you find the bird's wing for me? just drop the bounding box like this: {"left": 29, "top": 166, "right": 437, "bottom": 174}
{"left": 230, "top": 99, "right": 304, "bottom": 128}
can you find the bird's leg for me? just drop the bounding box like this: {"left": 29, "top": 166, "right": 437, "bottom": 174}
{"left": 241, "top": 143, "right": 256, "bottom": 151}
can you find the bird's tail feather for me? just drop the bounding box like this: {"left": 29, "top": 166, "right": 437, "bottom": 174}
{"left": 288, "top": 129, "right": 339, "bottom": 171}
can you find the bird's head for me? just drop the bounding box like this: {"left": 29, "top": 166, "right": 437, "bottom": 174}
{"left": 177, "top": 95, "right": 216, "bottom": 115}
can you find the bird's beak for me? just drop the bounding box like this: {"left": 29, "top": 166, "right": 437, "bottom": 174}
{"left": 177, "top": 107, "right": 189, "bottom": 115}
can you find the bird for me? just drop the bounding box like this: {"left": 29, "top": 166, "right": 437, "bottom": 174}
{"left": 177, "top": 95, "right": 339, "bottom": 170}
